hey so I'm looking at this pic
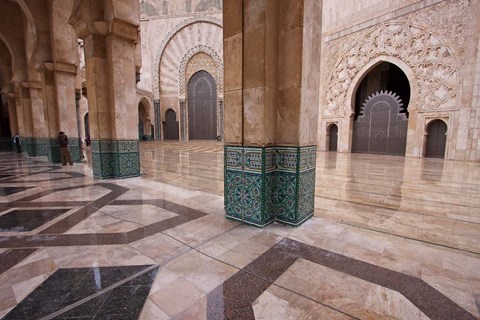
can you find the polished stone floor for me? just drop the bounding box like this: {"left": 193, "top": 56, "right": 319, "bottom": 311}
{"left": 0, "top": 141, "right": 479, "bottom": 319}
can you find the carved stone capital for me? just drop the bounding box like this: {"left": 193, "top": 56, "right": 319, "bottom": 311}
{"left": 44, "top": 62, "right": 77, "bottom": 74}
{"left": 108, "top": 18, "right": 138, "bottom": 42}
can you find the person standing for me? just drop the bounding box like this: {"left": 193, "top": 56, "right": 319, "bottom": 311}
{"left": 57, "top": 131, "right": 73, "bottom": 165}
{"left": 13, "top": 133, "right": 21, "bottom": 153}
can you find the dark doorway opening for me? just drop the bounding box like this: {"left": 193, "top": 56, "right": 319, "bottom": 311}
{"left": 164, "top": 108, "right": 179, "bottom": 140}
{"left": 352, "top": 62, "right": 410, "bottom": 155}
{"left": 328, "top": 124, "right": 338, "bottom": 152}
{"left": 425, "top": 120, "right": 447, "bottom": 158}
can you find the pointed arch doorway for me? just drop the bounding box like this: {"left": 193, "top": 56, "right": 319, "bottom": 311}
{"left": 352, "top": 62, "right": 411, "bottom": 156}
{"left": 425, "top": 120, "right": 447, "bottom": 158}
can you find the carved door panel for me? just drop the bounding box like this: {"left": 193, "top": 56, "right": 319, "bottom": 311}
{"left": 369, "top": 103, "right": 389, "bottom": 154}
{"left": 352, "top": 91, "right": 408, "bottom": 155}
{"left": 188, "top": 71, "right": 217, "bottom": 140}
{"left": 329, "top": 124, "right": 338, "bottom": 151}
{"left": 425, "top": 120, "right": 447, "bottom": 158}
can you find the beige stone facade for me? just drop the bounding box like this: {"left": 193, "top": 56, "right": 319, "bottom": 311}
{"left": 136, "top": 0, "right": 223, "bottom": 140}
{"left": 318, "top": 0, "right": 480, "bottom": 161}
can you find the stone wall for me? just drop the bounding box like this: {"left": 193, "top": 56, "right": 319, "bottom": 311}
{"left": 136, "top": 0, "right": 223, "bottom": 140}
{"left": 318, "top": 0, "right": 480, "bottom": 161}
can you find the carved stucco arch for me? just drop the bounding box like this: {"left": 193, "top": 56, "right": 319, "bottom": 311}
{"left": 153, "top": 16, "right": 222, "bottom": 98}
{"left": 138, "top": 96, "right": 151, "bottom": 115}
{"left": 179, "top": 46, "right": 223, "bottom": 98}
{"left": 324, "top": 22, "right": 460, "bottom": 118}
{"left": 0, "top": 33, "right": 15, "bottom": 82}
{"left": 15, "top": 0, "right": 37, "bottom": 62}
{"left": 346, "top": 56, "right": 415, "bottom": 115}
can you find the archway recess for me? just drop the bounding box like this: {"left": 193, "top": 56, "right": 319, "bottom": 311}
{"left": 352, "top": 62, "right": 410, "bottom": 155}
{"left": 425, "top": 120, "right": 447, "bottom": 158}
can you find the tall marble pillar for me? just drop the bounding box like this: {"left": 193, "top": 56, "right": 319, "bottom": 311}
{"left": 45, "top": 62, "right": 82, "bottom": 163}
{"left": 17, "top": 86, "right": 36, "bottom": 157}
{"left": 6, "top": 96, "right": 18, "bottom": 136}
{"left": 24, "top": 81, "right": 49, "bottom": 157}
{"left": 40, "top": 70, "right": 65, "bottom": 163}
{"left": 224, "top": 0, "right": 322, "bottom": 227}
{"left": 75, "top": 21, "right": 140, "bottom": 178}
{"left": 7, "top": 94, "right": 19, "bottom": 152}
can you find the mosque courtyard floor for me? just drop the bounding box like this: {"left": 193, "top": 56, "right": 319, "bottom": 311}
{"left": 0, "top": 141, "right": 479, "bottom": 319}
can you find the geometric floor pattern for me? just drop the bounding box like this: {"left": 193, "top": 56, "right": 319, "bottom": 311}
{"left": 3, "top": 265, "right": 158, "bottom": 320}
{"left": 0, "top": 141, "right": 478, "bottom": 319}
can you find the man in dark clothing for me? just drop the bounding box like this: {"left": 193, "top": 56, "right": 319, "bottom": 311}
{"left": 57, "top": 131, "right": 73, "bottom": 165}
{"left": 13, "top": 133, "right": 21, "bottom": 153}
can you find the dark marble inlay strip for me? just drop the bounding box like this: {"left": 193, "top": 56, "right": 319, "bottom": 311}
{"left": 39, "top": 183, "right": 129, "bottom": 234}
{"left": 207, "top": 238, "right": 476, "bottom": 320}
{"left": 2, "top": 169, "right": 86, "bottom": 184}
{"left": 0, "top": 198, "right": 208, "bottom": 248}
{"left": 0, "top": 248, "right": 37, "bottom": 274}
{"left": 3, "top": 264, "right": 158, "bottom": 320}
{"left": 0, "top": 201, "right": 91, "bottom": 209}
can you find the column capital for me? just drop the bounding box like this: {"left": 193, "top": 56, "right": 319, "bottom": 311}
{"left": 108, "top": 18, "right": 139, "bottom": 42}
{"left": 6, "top": 92, "right": 19, "bottom": 98}
{"left": 43, "top": 62, "right": 77, "bottom": 75}
{"left": 21, "top": 81, "right": 42, "bottom": 89}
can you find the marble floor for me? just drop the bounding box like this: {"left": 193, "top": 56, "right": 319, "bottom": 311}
{"left": 0, "top": 141, "right": 479, "bottom": 319}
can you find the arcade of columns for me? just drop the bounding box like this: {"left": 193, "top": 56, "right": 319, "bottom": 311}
{"left": 0, "top": 0, "right": 142, "bottom": 178}
{"left": 0, "top": 0, "right": 322, "bottom": 227}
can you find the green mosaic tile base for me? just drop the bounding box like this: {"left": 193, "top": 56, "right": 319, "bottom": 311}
{"left": 92, "top": 140, "right": 141, "bottom": 179}
{"left": 25, "top": 137, "right": 36, "bottom": 157}
{"left": 0, "top": 138, "right": 14, "bottom": 152}
{"left": 68, "top": 138, "right": 82, "bottom": 163}
{"left": 225, "top": 145, "right": 316, "bottom": 227}
{"left": 46, "top": 138, "right": 61, "bottom": 163}
{"left": 34, "top": 138, "right": 48, "bottom": 156}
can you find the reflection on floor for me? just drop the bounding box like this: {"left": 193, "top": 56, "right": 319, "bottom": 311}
{"left": 0, "top": 141, "right": 479, "bottom": 319}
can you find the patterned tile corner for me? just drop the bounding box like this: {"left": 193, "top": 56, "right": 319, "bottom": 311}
{"left": 224, "top": 145, "right": 316, "bottom": 227}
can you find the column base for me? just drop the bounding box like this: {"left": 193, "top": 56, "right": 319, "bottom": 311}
{"left": 25, "top": 137, "right": 36, "bottom": 157}
{"left": 225, "top": 145, "right": 316, "bottom": 227}
{"left": 0, "top": 138, "right": 14, "bottom": 152}
{"left": 91, "top": 140, "right": 141, "bottom": 179}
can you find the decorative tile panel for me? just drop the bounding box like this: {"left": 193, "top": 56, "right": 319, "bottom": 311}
{"left": 225, "top": 145, "right": 316, "bottom": 227}
{"left": 34, "top": 138, "right": 48, "bottom": 156}
{"left": 276, "top": 147, "right": 299, "bottom": 173}
{"left": 92, "top": 139, "right": 141, "bottom": 179}
{"left": 68, "top": 138, "right": 82, "bottom": 163}
{"left": 47, "top": 138, "right": 61, "bottom": 164}
{"left": 0, "top": 138, "right": 14, "bottom": 152}
{"left": 25, "top": 137, "right": 36, "bottom": 157}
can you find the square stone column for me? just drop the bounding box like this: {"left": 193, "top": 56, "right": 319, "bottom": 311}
{"left": 43, "top": 63, "right": 83, "bottom": 163}
{"left": 224, "top": 0, "right": 322, "bottom": 227}
{"left": 72, "top": 12, "right": 141, "bottom": 178}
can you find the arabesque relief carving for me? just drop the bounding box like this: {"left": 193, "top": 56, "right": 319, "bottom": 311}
{"left": 179, "top": 45, "right": 223, "bottom": 96}
{"left": 322, "top": 0, "right": 468, "bottom": 118}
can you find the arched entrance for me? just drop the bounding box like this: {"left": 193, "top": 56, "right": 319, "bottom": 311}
{"left": 425, "top": 120, "right": 447, "bottom": 158}
{"left": 352, "top": 62, "right": 410, "bottom": 155}
{"left": 328, "top": 124, "right": 338, "bottom": 152}
{"left": 138, "top": 101, "right": 150, "bottom": 140}
{"left": 187, "top": 70, "right": 217, "bottom": 140}
{"left": 163, "top": 108, "right": 179, "bottom": 140}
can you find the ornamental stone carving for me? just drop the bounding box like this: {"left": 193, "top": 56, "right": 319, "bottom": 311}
{"left": 180, "top": 45, "right": 223, "bottom": 96}
{"left": 153, "top": 16, "right": 222, "bottom": 98}
{"left": 322, "top": 0, "right": 468, "bottom": 118}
